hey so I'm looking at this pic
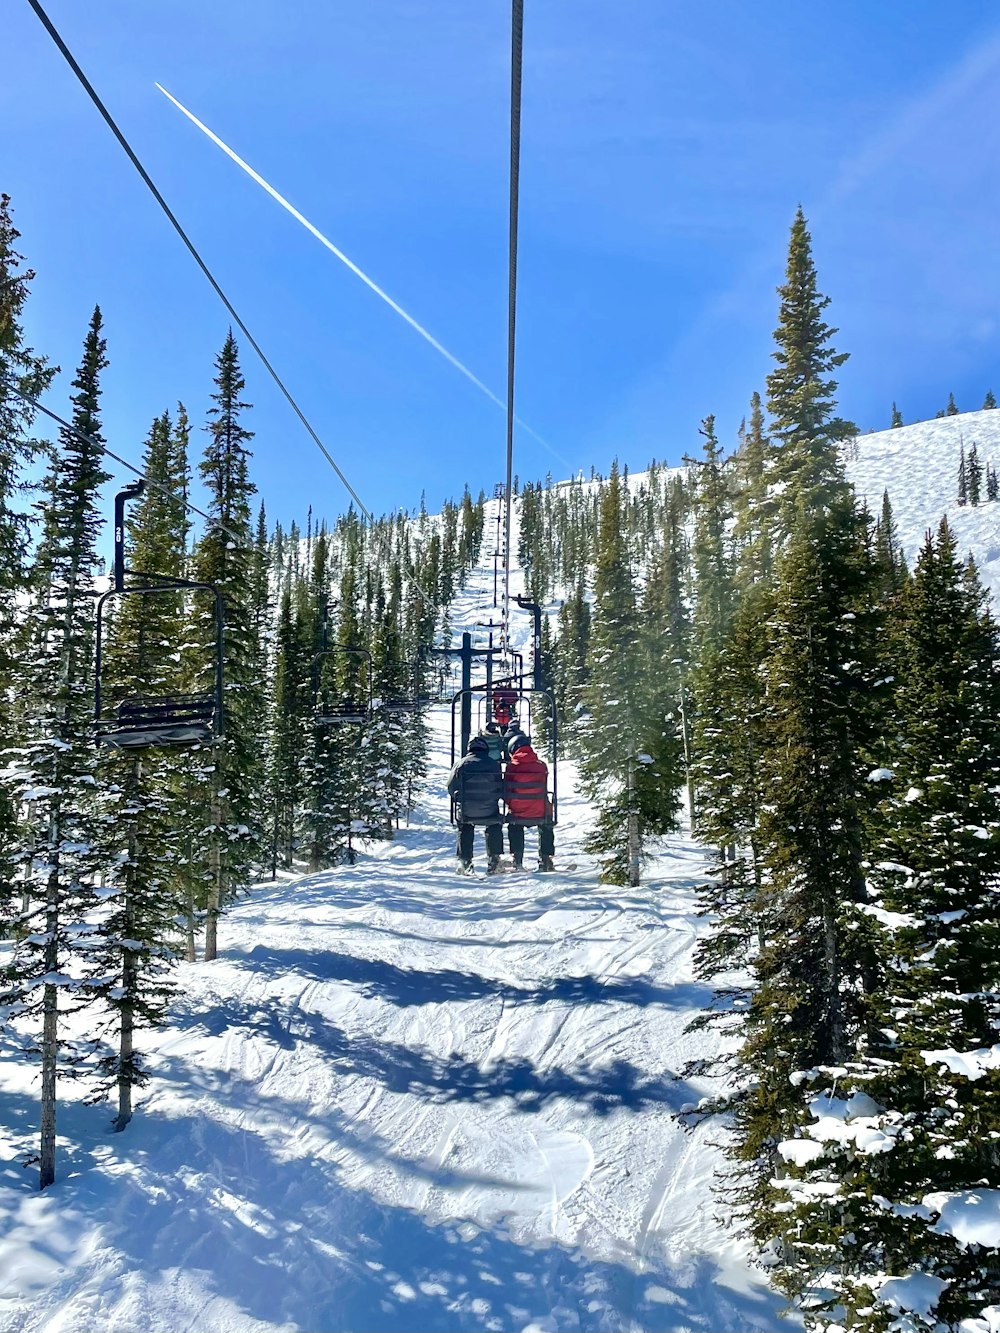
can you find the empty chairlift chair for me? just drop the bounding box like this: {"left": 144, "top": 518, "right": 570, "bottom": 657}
{"left": 314, "top": 646, "right": 374, "bottom": 726}
{"left": 95, "top": 483, "right": 224, "bottom": 751}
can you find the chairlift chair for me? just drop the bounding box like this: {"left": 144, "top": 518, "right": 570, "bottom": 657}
{"left": 381, "top": 646, "right": 437, "bottom": 715}
{"left": 314, "top": 646, "right": 374, "bottom": 726}
{"left": 449, "top": 685, "right": 558, "bottom": 828}
{"left": 95, "top": 484, "right": 224, "bottom": 750}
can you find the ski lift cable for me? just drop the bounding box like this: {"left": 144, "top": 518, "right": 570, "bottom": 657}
{"left": 23, "top": 0, "right": 440, "bottom": 617}
{"left": 3, "top": 379, "right": 247, "bottom": 547}
{"left": 10, "top": 378, "right": 441, "bottom": 622}
{"left": 24, "top": 0, "right": 373, "bottom": 525}
{"left": 502, "top": 0, "right": 523, "bottom": 661}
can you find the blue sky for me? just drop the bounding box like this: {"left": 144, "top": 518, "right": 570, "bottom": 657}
{"left": 6, "top": 1, "right": 1000, "bottom": 532}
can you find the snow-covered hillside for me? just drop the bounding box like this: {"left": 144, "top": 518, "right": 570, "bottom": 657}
{"left": 845, "top": 410, "right": 1000, "bottom": 603}
{"left": 0, "top": 527, "right": 791, "bottom": 1333}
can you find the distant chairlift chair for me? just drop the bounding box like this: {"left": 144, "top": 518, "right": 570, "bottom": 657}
{"left": 314, "top": 646, "right": 374, "bottom": 726}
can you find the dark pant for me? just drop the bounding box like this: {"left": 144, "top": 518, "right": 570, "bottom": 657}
{"left": 508, "top": 823, "right": 555, "bottom": 864}
{"left": 458, "top": 822, "right": 503, "bottom": 866}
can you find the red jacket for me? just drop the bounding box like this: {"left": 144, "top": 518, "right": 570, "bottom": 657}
{"left": 504, "top": 744, "right": 550, "bottom": 821}
{"left": 492, "top": 686, "right": 518, "bottom": 725}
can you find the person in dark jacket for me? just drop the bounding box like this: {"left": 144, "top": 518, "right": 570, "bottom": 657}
{"left": 447, "top": 735, "right": 504, "bottom": 872}
{"left": 500, "top": 720, "right": 525, "bottom": 760}
{"left": 503, "top": 734, "right": 555, "bottom": 871}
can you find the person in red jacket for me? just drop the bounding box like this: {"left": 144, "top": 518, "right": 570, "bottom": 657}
{"left": 503, "top": 734, "right": 555, "bottom": 871}
{"left": 491, "top": 683, "right": 518, "bottom": 729}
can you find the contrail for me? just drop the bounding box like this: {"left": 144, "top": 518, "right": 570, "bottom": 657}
{"left": 156, "top": 83, "right": 564, "bottom": 465}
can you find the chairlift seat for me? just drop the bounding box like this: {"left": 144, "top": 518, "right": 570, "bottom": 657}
{"left": 316, "top": 703, "right": 368, "bottom": 725}
{"left": 382, "top": 695, "right": 434, "bottom": 715}
{"left": 99, "top": 693, "right": 217, "bottom": 749}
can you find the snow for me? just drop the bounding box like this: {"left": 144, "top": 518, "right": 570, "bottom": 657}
{"left": 0, "top": 505, "right": 793, "bottom": 1333}
{"left": 921, "top": 1043, "right": 1000, "bottom": 1082}
{"left": 845, "top": 409, "right": 1000, "bottom": 604}
{"left": 876, "top": 1271, "right": 948, "bottom": 1323}
{"left": 777, "top": 1138, "right": 826, "bottom": 1167}
{"left": 926, "top": 1190, "right": 1000, "bottom": 1248}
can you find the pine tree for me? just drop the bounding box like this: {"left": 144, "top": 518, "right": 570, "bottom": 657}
{"left": 731, "top": 391, "right": 775, "bottom": 585}
{"left": 711, "top": 212, "right": 875, "bottom": 1271}
{"left": 5, "top": 308, "right": 110, "bottom": 1187}
{"left": 890, "top": 401, "right": 903, "bottom": 428}
{"left": 983, "top": 388, "right": 997, "bottom": 409}
{"left": 967, "top": 440, "right": 983, "bottom": 506}
{"left": 946, "top": 391, "right": 959, "bottom": 415}
{"left": 0, "top": 195, "right": 54, "bottom": 914}
{"left": 873, "top": 488, "right": 908, "bottom": 600}
{"left": 191, "top": 332, "right": 261, "bottom": 960}
{"left": 689, "top": 414, "right": 739, "bottom": 840}
{"left": 957, "top": 441, "right": 968, "bottom": 506}
{"left": 94, "top": 407, "right": 191, "bottom": 1130}
{"left": 988, "top": 462, "right": 999, "bottom": 502}
{"left": 553, "top": 577, "right": 591, "bottom": 747}
{"left": 579, "top": 462, "right": 649, "bottom": 885}
{"left": 766, "top": 207, "right": 856, "bottom": 533}
{"left": 772, "top": 521, "right": 1000, "bottom": 1329}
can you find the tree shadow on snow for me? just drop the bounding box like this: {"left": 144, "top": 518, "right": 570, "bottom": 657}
{"left": 243, "top": 873, "right": 679, "bottom": 927}
{"left": 0, "top": 1086, "right": 791, "bottom": 1333}
{"left": 237, "top": 945, "right": 715, "bottom": 1013}
{"left": 169, "top": 1000, "right": 699, "bottom": 1117}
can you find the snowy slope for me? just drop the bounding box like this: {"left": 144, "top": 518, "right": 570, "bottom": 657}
{"left": 845, "top": 410, "right": 1000, "bottom": 603}
{"left": 0, "top": 521, "right": 791, "bottom": 1333}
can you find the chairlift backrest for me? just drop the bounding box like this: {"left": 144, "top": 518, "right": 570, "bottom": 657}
{"left": 314, "top": 645, "right": 374, "bottom": 726}
{"left": 95, "top": 580, "right": 224, "bottom": 751}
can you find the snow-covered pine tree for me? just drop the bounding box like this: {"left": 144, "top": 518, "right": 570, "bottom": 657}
{"left": 722, "top": 211, "right": 876, "bottom": 1267}
{"left": 772, "top": 519, "right": 1000, "bottom": 1330}
{"left": 5, "top": 307, "right": 110, "bottom": 1188}
{"left": 0, "top": 195, "right": 54, "bottom": 916}
{"left": 988, "top": 462, "right": 999, "bottom": 502}
{"left": 94, "top": 407, "right": 191, "bottom": 1130}
{"left": 191, "top": 331, "right": 262, "bottom": 960}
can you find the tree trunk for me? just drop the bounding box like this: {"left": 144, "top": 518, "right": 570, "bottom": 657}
{"left": 184, "top": 878, "right": 197, "bottom": 963}
{"left": 204, "top": 767, "right": 223, "bottom": 962}
{"left": 115, "top": 984, "right": 134, "bottom": 1132}
{"left": 627, "top": 755, "right": 641, "bottom": 888}
{"left": 39, "top": 850, "right": 60, "bottom": 1190}
{"left": 677, "top": 679, "right": 695, "bottom": 827}
{"left": 115, "top": 759, "right": 139, "bottom": 1131}
{"left": 39, "top": 980, "right": 58, "bottom": 1189}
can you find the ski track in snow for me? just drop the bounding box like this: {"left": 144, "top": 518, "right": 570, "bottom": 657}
{"left": 0, "top": 501, "right": 792, "bottom": 1333}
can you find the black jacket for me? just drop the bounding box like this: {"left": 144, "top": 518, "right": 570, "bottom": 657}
{"left": 448, "top": 744, "right": 502, "bottom": 823}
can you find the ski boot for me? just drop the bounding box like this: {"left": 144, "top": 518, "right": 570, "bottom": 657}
{"left": 486, "top": 856, "right": 501, "bottom": 875}
{"left": 458, "top": 858, "right": 475, "bottom": 875}
{"left": 537, "top": 856, "right": 555, "bottom": 873}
